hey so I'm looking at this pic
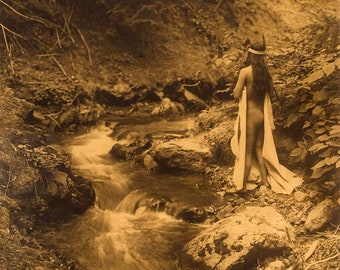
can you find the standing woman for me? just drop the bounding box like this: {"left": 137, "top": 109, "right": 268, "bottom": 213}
{"left": 230, "top": 37, "right": 302, "bottom": 194}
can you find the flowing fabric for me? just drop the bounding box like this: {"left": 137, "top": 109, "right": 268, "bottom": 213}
{"left": 230, "top": 90, "right": 303, "bottom": 194}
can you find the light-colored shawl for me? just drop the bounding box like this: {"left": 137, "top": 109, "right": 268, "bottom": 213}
{"left": 230, "top": 90, "right": 303, "bottom": 194}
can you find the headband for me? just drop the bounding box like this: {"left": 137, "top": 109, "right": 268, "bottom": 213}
{"left": 248, "top": 48, "right": 266, "bottom": 55}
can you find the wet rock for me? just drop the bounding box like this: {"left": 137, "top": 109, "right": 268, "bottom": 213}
{"left": 153, "top": 137, "right": 212, "bottom": 173}
{"left": 305, "top": 198, "right": 337, "bottom": 230}
{"left": 39, "top": 169, "right": 70, "bottom": 198}
{"left": 151, "top": 98, "right": 184, "bottom": 116}
{"left": 182, "top": 206, "right": 295, "bottom": 270}
{"left": 143, "top": 154, "right": 159, "bottom": 172}
{"left": 37, "top": 169, "right": 95, "bottom": 215}
{"left": 110, "top": 143, "right": 129, "bottom": 160}
{"left": 138, "top": 196, "right": 169, "bottom": 212}
{"left": 110, "top": 133, "right": 153, "bottom": 161}
{"left": 66, "top": 176, "right": 96, "bottom": 214}
{"left": 57, "top": 109, "right": 79, "bottom": 130}
{"left": 175, "top": 206, "right": 207, "bottom": 223}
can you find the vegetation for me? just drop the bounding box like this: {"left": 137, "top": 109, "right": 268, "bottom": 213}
{"left": 288, "top": 62, "right": 339, "bottom": 182}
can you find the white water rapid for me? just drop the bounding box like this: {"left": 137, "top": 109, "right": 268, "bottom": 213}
{"left": 39, "top": 120, "right": 226, "bottom": 270}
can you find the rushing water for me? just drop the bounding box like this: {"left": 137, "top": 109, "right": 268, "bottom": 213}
{"left": 39, "top": 118, "right": 229, "bottom": 270}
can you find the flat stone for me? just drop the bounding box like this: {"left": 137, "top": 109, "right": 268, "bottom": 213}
{"left": 305, "top": 198, "right": 337, "bottom": 230}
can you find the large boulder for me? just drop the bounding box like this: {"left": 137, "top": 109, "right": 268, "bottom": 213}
{"left": 152, "top": 136, "right": 212, "bottom": 173}
{"left": 181, "top": 206, "right": 295, "bottom": 270}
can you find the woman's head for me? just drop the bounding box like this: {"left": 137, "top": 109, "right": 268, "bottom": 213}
{"left": 248, "top": 36, "right": 266, "bottom": 53}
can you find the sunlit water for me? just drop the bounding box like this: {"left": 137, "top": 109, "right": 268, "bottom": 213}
{"left": 38, "top": 119, "right": 228, "bottom": 270}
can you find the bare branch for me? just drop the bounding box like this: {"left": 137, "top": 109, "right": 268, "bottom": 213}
{"left": 76, "top": 27, "right": 93, "bottom": 66}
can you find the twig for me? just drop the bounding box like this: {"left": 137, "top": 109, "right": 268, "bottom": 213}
{"left": 43, "top": 111, "right": 62, "bottom": 117}
{"left": 55, "top": 27, "right": 62, "bottom": 49}
{"left": 1, "top": 24, "right": 10, "bottom": 53}
{"left": 9, "top": 143, "right": 17, "bottom": 153}
{"left": 76, "top": 27, "right": 93, "bottom": 66}
{"left": 49, "top": 56, "right": 67, "bottom": 76}
{"left": 1, "top": 24, "right": 15, "bottom": 74}
{"left": 10, "top": 36, "right": 25, "bottom": 54}
{"left": 45, "top": 114, "right": 62, "bottom": 129}
{"left": 304, "top": 240, "right": 319, "bottom": 261}
{"left": 36, "top": 53, "right": 62, "bottom": 57}
{"left": 31, "top": 36, "right": 50, "bottom": 49}
{"left": 71, "top": 91, "right": 80, "bottom": 103}
{"left": 24, "top": 81, "right": 51, "bottom": 86}
{"left": 304, "top": 252, "right": 340, "bottom": 270}
{"left": 0, "top": 0, "right": 30, "bottom": 19}
{"left": 4, "top": 172, "right": 14, "bottom": 196}
{"left": 5, "top": 145, "right": 17, "bottom": 196}
{"left": 214, "top": 0, "right": 223, "bottom": 11}
{"left": 287, "top": 240, "right": 320, "bottom": 270}
{"left": 62, "top": 3, "right": 75, "bottom": 43}
{"left": 69, "top": 52, "right": 76, "bottom": 70}
{"left": 0, "top": 23, "right": 26, "bottom": 39}
{"left": 0, "top": 0, "right": 49, "bottom": 27}
{"left": 182, "top": 81, "right": 201, "bottom": 88}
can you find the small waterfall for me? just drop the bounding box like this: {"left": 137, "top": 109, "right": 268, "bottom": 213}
{"left": 114, "top": 189, "right": 148, "bottom": 213}
{"left": 40, "top": 121, "right": 223, "bottom": 270}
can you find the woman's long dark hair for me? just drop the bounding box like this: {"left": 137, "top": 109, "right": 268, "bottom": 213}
{"left": 239, "top": 38, "right": 274, "bottom": 101}
{"left": 249, "top": 41, "right": 274, "bottom": 101}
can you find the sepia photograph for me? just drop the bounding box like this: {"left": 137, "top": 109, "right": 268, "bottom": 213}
{"left": 0, "top": 0, "right": 339, "bottom": 269}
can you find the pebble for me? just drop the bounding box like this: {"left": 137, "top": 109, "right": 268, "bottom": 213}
{"left": 294, "top": 191, "right": 308, "bottom": 202}
{"left": 309, "top": 190, "right": 319, "bottom": 200}
{"left": 264, "top": 260, "right": 285, "bottom": 270}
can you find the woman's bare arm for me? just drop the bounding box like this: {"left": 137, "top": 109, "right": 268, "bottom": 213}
{"left": 232, "top": 68, "right": 247, "bottom": 99}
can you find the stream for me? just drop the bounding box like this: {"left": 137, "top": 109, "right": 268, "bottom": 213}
{"left": 39, "top": 118, "right": 230, "bottom": 270}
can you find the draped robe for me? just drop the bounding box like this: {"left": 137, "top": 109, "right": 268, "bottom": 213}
{"left": 230, "top": 90, "right": 303, "bottom": 194}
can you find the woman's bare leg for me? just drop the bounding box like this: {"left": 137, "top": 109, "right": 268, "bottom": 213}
{"left": 255, "top": 123, "right": 269, "bottom": 187}
{"left": 243, "top": 121, "right": 257, "bottom": 190}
